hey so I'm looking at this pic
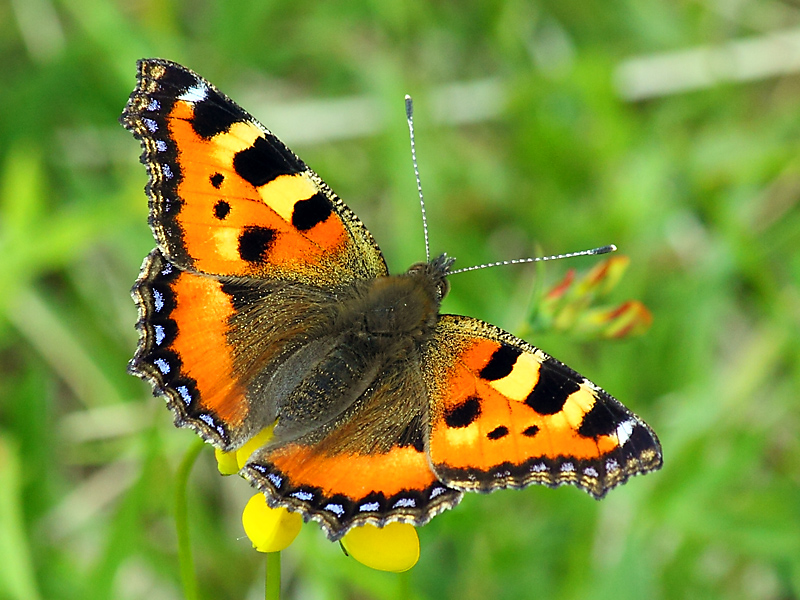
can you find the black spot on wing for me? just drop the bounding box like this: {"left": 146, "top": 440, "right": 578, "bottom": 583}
{"left": 214, "top": 200, "right": 231, "bottom": 220}
{"left": 444, "top": 396, "right": 481, "bottom": 428}
{"left": 238, "top": 226, "right": 277, "bottom": 262}
{"left": 191, "top": 92, "right": 247, "bottom": 139}
{"left": 210, "top": 172, "right": 224, "bottom": 188}
{"left": 291, "top": 192, "right": 332, "bottom": 231}
{"left": 522, "top": 425, "right": 540, "bottom": 438}
{"left": 479, "top": 345, "right": 522, "bottom": 381}
{"left": 233, "top": 136, "right": 302, "bottom": 188}
{"left": 524, "top": 358, "right": 581, "bottom": 415}
{"left": 487, "top": 426, "right": 509, "bottom": 440}
{"left": 577, "top": 395, "right": 630, "bottom": 439}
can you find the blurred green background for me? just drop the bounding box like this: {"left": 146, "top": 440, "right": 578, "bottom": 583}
{"left": 1, "top": 1, "right": 799, "bottom": 599}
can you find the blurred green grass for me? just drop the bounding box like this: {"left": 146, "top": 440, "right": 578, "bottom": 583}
{"left": 1, "top": 1, "right": 799, "bottom": 599}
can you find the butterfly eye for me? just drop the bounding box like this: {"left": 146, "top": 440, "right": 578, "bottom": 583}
{"left": 406, "top": 262, "right": 449, "bottom": 301}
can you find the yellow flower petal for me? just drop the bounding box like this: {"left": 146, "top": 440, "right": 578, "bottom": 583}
{"left": 242, "top": 494, "right": 302, "bottom": 553}
{"left": 341, "top": 522, "right": 420, "bottom": 572}
{"left": 214, "top": 448, "right": 239, "bottom": 475}
{"left": 235, "top": 424, "right": 276, "bottom": 468}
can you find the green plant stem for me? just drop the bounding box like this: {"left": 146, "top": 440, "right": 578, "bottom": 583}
{"left": 265, "top": 551, "right": 281, "bottom": 600}
{"left": 398, "top": 570, "right": 410, "bottom": 600}
{"left": 175, "top": 438, "right": 205, "bottom": 600}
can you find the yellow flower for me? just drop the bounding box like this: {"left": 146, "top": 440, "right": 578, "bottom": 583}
{"left": 236, "top": 425, "right": 277, "bottom": 468}
{"left": 214, "top": 425, "right": 276, "bottom": 475}
{"left": 242, "top": 493, "right": 303, "bottom": 553}
{"left": 341, "top": 522, "right": 420, "bottom": 572}
{"left": 214, "top": 447, "right": 239, "bottom": 475}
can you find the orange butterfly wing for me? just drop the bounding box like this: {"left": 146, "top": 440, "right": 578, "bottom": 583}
{"left": 243, "top": 435, "right": 462, "bottom": 541}
{"left": 121, "top": 58, "right": 386, "bottom": 285}
{"left": 425, "top": 315, "right": 662, "bottom": 496}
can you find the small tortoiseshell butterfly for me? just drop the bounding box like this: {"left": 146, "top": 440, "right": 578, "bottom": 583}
{"left": 121, "top": 59, "right": 662, "bottom": 541}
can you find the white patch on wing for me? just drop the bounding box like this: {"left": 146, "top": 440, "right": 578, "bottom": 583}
{"left": 179, "top": 83, "right": 209, "bottom": 103}
{"left": 392, "top": 497, "right": 416, "bottom": 508}
{"left": 290, "top": 490, "right": 314, "bottom": 501}
{"left": 153, "top": 289, "right": 164, "bottom": 312}
{"left": 324, "top": 503, "right": 345, "bottom": 516}
{"left": 615, "top": 419, "right": 635, "bottom": 446}
{"left": 176, "top": 385, "right": 192, "bottom": 406}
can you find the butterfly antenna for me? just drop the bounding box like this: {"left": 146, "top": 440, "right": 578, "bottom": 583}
{"left": 449, "top": 244, "right": 617, "bottom": 275}
{"left": 405, "top": 95, "right": 431, "bottom": 263}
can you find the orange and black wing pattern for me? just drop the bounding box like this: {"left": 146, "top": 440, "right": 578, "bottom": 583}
{"left": 130, "top": 249, "right": 252, "bottom": 446}
{"left": 242, "top": 368, "right": 463, "bottom": 541}
{"left": 120, "top": 58, "right": 386, "bottom": 286}
{"left": 425, "top": 315, "right": 662, "bottom": 496}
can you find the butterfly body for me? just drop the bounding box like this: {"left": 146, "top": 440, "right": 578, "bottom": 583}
{"left": 122, "top": 59, "right": 662, "bottom": 541}
{"left": 241, "top": 254, "right": 450, "bottom": 449}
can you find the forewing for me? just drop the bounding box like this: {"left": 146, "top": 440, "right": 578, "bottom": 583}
{"left": 121, "top": 58, "right": 387, "bottom": 286}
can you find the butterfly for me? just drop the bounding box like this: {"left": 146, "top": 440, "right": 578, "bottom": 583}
{"left": 121, "top": 58, "right": 662, "bottom": 542}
